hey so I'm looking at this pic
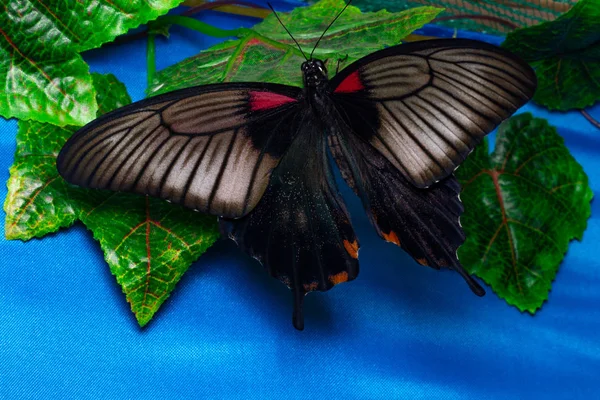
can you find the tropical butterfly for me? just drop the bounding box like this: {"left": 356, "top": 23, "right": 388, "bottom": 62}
{"left": 57, "top": 3, "right": 536, "bottom": 330}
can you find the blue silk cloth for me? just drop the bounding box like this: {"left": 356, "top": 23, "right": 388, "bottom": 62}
{"left": 1, "top": 4, "right": 599, "bottom": 399}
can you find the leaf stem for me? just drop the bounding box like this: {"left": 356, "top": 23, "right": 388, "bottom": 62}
{"left": 246, "top": 30, "right": 307, "bottom": 57}
{"left": 433, "top": 14, "right": 520, "bottom": 30}
{"left": 151, "top": 15, "right": 305, "bottom": 59}
{"left": 152, "top": 15, "right": 246, "bottom": 38}
{"left": 580, "top": 109, "right": 600, "bottom": 130}
{"left": 182, "top": 0, "right": 270, "bottom": 19}
{"left": 110, "top": 3, "right": 269, "bottom": 47}
{"left": 147, "top": 33, "right": 156, "bottom": 87}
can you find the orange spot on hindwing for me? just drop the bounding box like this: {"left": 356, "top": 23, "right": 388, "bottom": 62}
{"left": 343, "top": 239, "right": 359, "bottom": 259}
{"left": 416, "top": 258, "right": 428, "bottom": 266}
{"left": 329, "top": 271, "right": 349, "bottom": 285}
{"left": 382, "top": 231, "right": 401, "bottom": 246}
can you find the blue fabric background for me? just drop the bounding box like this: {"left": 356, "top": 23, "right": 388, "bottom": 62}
{"left": 1, "top": 4, "right": 599, "bottom": 399}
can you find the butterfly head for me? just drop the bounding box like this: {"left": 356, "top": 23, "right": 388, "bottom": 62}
{"left": 301, "top": 59, "right": 328, "bottom": 88}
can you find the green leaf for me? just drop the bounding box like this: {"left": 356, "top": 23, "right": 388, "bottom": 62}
{"left": 3, "top": 73, "right": 129, "bottom": 239}
{"left": 351, "top": 0, "right": 569, "bottom": 35}
{"left": 4, "top": 73, "right": 220, "bottom": 326}
{"left": 4, "top": 120, "right": 79, "bottom": 238}
{"left": 58, "top": 1, "right": 185, "bottom": 53}
{"left": 0, "top": 0, "right": 183, "bottom": 125}
{"left": 0, "top": 23, "right": 96, "bottom": 126}
{"left": 75, "top": 194, "right": 219, "bottom": 327}
{"left": 456, "top": 113, "right": 593, "bottom": 313}
{"left": 502, "top": 0, "right": 600, "bottom": 110}
{"left": 148, "top": 0, "right": 443, "bottom": 94}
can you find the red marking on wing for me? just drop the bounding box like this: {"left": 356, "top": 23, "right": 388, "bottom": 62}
{"left": 249, "top": 91, "right": 297, "bottom": 111}
{"left": 334, "top": 70, "right": 365, "bottom": 93}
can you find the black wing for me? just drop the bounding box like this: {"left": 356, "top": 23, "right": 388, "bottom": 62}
{"left": 328, "top": 129, "right": 484, "bottom": 296}
{"left": 329, "top": 38, "right": 536, "bottom": 188}
{"left": 324, "top": 39, "right": 536, "bottom": 294}
{"left": 221, "top": 108, "right": 359, "bottom": 330}
{"left": 57, "top": 83, "right": 303, "bottom": 218}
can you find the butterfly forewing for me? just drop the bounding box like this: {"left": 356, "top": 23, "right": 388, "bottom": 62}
{"left": 58, "top": 83, "right": 303, "bottom": 218}
{"left": 329, "top": 39, "right": 537, "bottom": 188}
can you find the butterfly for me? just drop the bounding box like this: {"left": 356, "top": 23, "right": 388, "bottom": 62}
{"left": 57, "top": 5, "right": 536, "bottom": 330}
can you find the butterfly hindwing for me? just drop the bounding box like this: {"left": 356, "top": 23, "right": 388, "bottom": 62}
{"left": 328, "top": 129, "right": 484, "bottom": 295}
{"left": 220, "top": 109, "right": 359, "bottom": 330}
{"left": 329, "top": 38, "right": 537, "bottom": 188}
{"left": 57, "top": 83, "right": 303, "bottom": 218}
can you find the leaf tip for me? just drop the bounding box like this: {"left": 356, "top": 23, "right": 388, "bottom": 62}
{"left": 136, "top": 312, "right": 154, "bottom": 328}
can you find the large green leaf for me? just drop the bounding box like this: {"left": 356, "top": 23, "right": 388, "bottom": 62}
{"left": 0, "top": 0, "right": 183, "bottom": 126}
{"left": 148, "top": 0, "right": 443, "bottom": 94}
{"left": 456, "top": 113, "right": 593, "bottom": 312}
{"left": 352, "top": 0, "right": 573, "bottom": 34}
{"left": 502, "top": 0, "right": 600, "bottom": 110}
{"left": 74, "top": 193, "right": 219, "bottom": 326}
{"left": 4, "top": 73, "right": 219, "bottom": 326}
{"left": 4, "top": 74, "right": 130, "bottom": 239}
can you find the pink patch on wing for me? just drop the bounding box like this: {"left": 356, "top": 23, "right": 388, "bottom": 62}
{"left": 249, "top": 91, "right": 297, "bottom": 111}
{"left": 334, "top": 70, "right": 365, "bottom": 93}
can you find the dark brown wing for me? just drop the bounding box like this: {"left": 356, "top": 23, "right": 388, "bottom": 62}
{"left": 329, "top": 38, "right": 536, "bottom": 188}
{"left": 57, "top": 83, "right": 303, "bottom": 218}
{"left": 328, "top": 128, "right": 484, "bottom": 296}
{"left": 220, "top": 109, "right": 359, "bottom": 330}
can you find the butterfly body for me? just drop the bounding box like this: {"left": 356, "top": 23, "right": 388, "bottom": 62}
{"left": 57, "top": 39, "right": 536, "bottom": 330}
{"left": 301, "top": 59, "right": 330, "bottom": 90}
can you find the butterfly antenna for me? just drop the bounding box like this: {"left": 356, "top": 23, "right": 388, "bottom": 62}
{"left": 267, "top": 3, "right": 309, "bottom": 61}
{"left": 310, "top": 0, "right": 352, "bottom": 59}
